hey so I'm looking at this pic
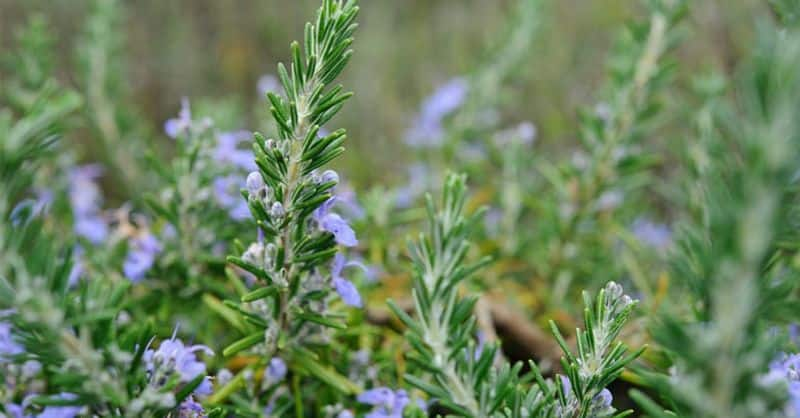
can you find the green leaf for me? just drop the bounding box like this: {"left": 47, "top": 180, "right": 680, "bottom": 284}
{"left": 222, "top": 332, "right": 265, "bottom": 357}
{"left": 290, "top": 348, "right": 361, "bottom": 394}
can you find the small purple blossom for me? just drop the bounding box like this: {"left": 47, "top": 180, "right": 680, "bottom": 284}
{"left": 267, "top": 357, "right": 288, "bottom": 382}
{"left": 595, "top": 190, "right": 623, "bottom": 211}
{"left": 213, "top": 174, "right": 251, "bottom": 221}
{"left": 631, "top": 218, "right": 672, "bottom": 250}
{"left": 214, "top": 130, "right": 257, "bottom": 171}
{"left": 123, "top": 232, "right": 163, "bottom": 282}
{"left": 68, "top": 165, "right": 108, "bottom": 244}
{"left": 358, "top": 387, "right": 394, "bottom": 405}
{"left": 357, "top": 387, "right": 410, "bottom": 418}
{"left": 765, "top": 353, "right": 800, "bottom": 416}
{"left": 164, "top": 98, "right": 192, "bottom": 138}
{"left": 164, "top": 98, "right": 212, "bottom": 139}
{"left": 330, "top": 254, "right": 364, "bottom": 308}
{"left": 0, "top": 321, "right": 23, "bottom": 361}
{"left": 9, "top": 189, "right": 53, "bottom": 225}
{"left": 68, "top": 165, "right": 103, "bottom": 214}
{"left": 38, "top": 393, "right": 82, "bottom": 418}
{"left": 334, "top": 182, "right": 365, "bottom": 220}
{"left": 559, "top": 375, "right": 573, "bottom": 399}
{"left": 143, "top": 331, "right": 214, "bottom": 398}
{"left": 178, "top": 396, "right": 205, "bottom": 417}
{"left": 493, "top": 121, "right": 537, "bottom": 147}
{"left": 483, "top": 207, "right": 503, "bottom": 236}
{"left": 588, "top": 388, "right": 614, "bottom": 416}
{"left": 3, "top": 402, "right": 25, "bottom": 418}
{"left": 21, "top": 360, "right": 41, "bottom": 379}
{"left": 473, "top": 331, "right": 486, "bottom": 360}
{"left": 246, "top": 171, "right": 264, "bottom": 194}
{"left": 67, "top": 245, "right": 84, "bottom": 287}
{"left": 395, "top": 163, "right": 432, "bottom": 208}
{"left": 257, "top": 74, "right": 281, "bottom": 97}
{"left": 357, "top": 259, "right": 382, "bottom": 284}
{"left": 313, "top": 198, "right": 357, "bottom": 247}
{"left": 405, "top": 77, "right": 469, "bottom": 148}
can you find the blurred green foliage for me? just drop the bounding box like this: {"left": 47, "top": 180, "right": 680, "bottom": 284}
{"left": 0, "top": 0, "right": 766, "bottom": 187}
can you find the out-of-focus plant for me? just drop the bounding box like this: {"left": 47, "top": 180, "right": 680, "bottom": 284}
{"left": 76, "top": 0, "right": 150, "bottom": 194}
{"left": 353, "top": 0, "right": 545, "bottom": 283}
{"left": 0, "top": 21, "right": 225, "bottom": 418}
{"left": 389, "top": 173, "right": 642, "bottom": 417}
{"left": 1, "top": 15, "right": 57, "bottom": 114}
{"left": 630, "top": 8, "right": 800, "bottom": 418}
{"left": 527, "top": 0, "right": 687, "bottom": 306}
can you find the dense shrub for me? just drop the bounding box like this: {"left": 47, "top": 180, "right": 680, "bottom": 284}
{"left": 1, "top": 0, "right": 799, "bottom": 417}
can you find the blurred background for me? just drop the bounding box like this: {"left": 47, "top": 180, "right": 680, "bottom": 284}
{"left": 0, "top": 0, "right": 766, "bottom": 189}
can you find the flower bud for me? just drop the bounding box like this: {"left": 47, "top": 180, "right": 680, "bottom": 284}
{"left": 246, "top": 172, "right": 264, "bottom": 194}
{"left": 270, "top": 202, "right": 285, "bottom": 219}
{"left": 605, "top": 281, "right": 623, "bottom": 300}
{"left": 321, "top": 170, "right": 339, "bottom": 185}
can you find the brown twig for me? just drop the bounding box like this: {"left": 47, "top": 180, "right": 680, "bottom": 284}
{"left": 366, "top": 296, "right": 563, "bottom": 373}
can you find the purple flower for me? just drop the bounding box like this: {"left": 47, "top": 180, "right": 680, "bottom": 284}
{"left": 337, "top": 411, "right": 354, "bottom": 418}
{"left": 164, "top": 98, "right": 192, "bottom": 138}
{"left": 593, "top": 389, "right": 613, "bottom": 407}
{"left": 765, "top": 353, "right": 800, "bottom": 416}
{"left": 164, "top": 98, "right": 213, "bottom": 139}
{"left": 559, "top": 375, "right": 573, "bottom": 399}
{"left": 68, "top": 165, "right": 104, "bottom": 214}
{"left": 358, "top": 387, "right": 395, "bottom": 405}
{"left": 74, "top": 217, "right": 110, "bottom": 244}
{"left": 9, "top": 189, "right": 53, "bottom": 224}
{"left": 143, "top": 332, "right": 214, "bottom": 398}
{"left": 473, "top": 331, "right": 486, "bottom": 360}
{"left": 313, "top": 198, "right": 357, "bottom": 247}
{"left": 123, "top": 233, "right": 163, "bottom": 282}
{"left": 67, "top": 245, "right": 84, "bottom": 287}
{"left": 588, "top": 388, "right": 614, "bottom": 416}
{"left": 357, "top": 260, "right": 382, "bottom": 284}
{"left": 267, "top": 357, "right": 287, "bottom": 382}
{"left": 483, "top": 207, "right": 503, "bottom": 236}
{"left": 3, "top": 403, "right": 25, "bottom": 418}
{"left": 395, "top": 164, "right": 431, "bottom": 208}
{"left": 330, "top": 254, "right": 364, "bottom": 308}
{"left": 214, "top": 130, "right": 256, "bottom": 171}
{"left": 0, "top": 322, "right": 23, "bottom": 361}
{"left": 493, "top": 121, "right": 537, "bottom": 147}
{"left": 595, "top": 190, "right": 623, "bottom": 211}
{"left": 21, "top": 360, "right": 41, "bottom": 378}
{"left": 631, "top": 218, "right": 672, "bottom": 250}
{"left": 257, "top": 74, "right": 281, "bottom": 97}
{"left": 38, "top": 393, "right": 82, "bottom": 418}
{"left": 334, "top": 182, "right": 365, "bottom": 220}
{"left": 357, "top": 387, "right": 409, "bottom": 418}
{"left": 178, "top": 396, "right": 205, "bottom": 417}
{"left": 405, "top": 77, "right": 468, "bottom": 148}
{"left": 213, "top": 175, "right": 251, "bottom": 221}
{"left": 68, "top": 165, "right": 108, "bottom": 244}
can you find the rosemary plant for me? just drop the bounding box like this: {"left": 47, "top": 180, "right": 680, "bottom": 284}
{"left": 390, "top": 173, "right": 642, "bottom": 418}
{"left": 631, "top": 9, "right": 800, "bottom": 418}
{"left": 76, "top": 0, "right": 147, "bottom": 193}
{"left": 217, "top": 0, "right": 364, "bottom": 410}
{"left": 5, "top": 1, "right": 800, "bottom": 417}
{"left": 532, "top": 0, "right": 688, "bottom": 303}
